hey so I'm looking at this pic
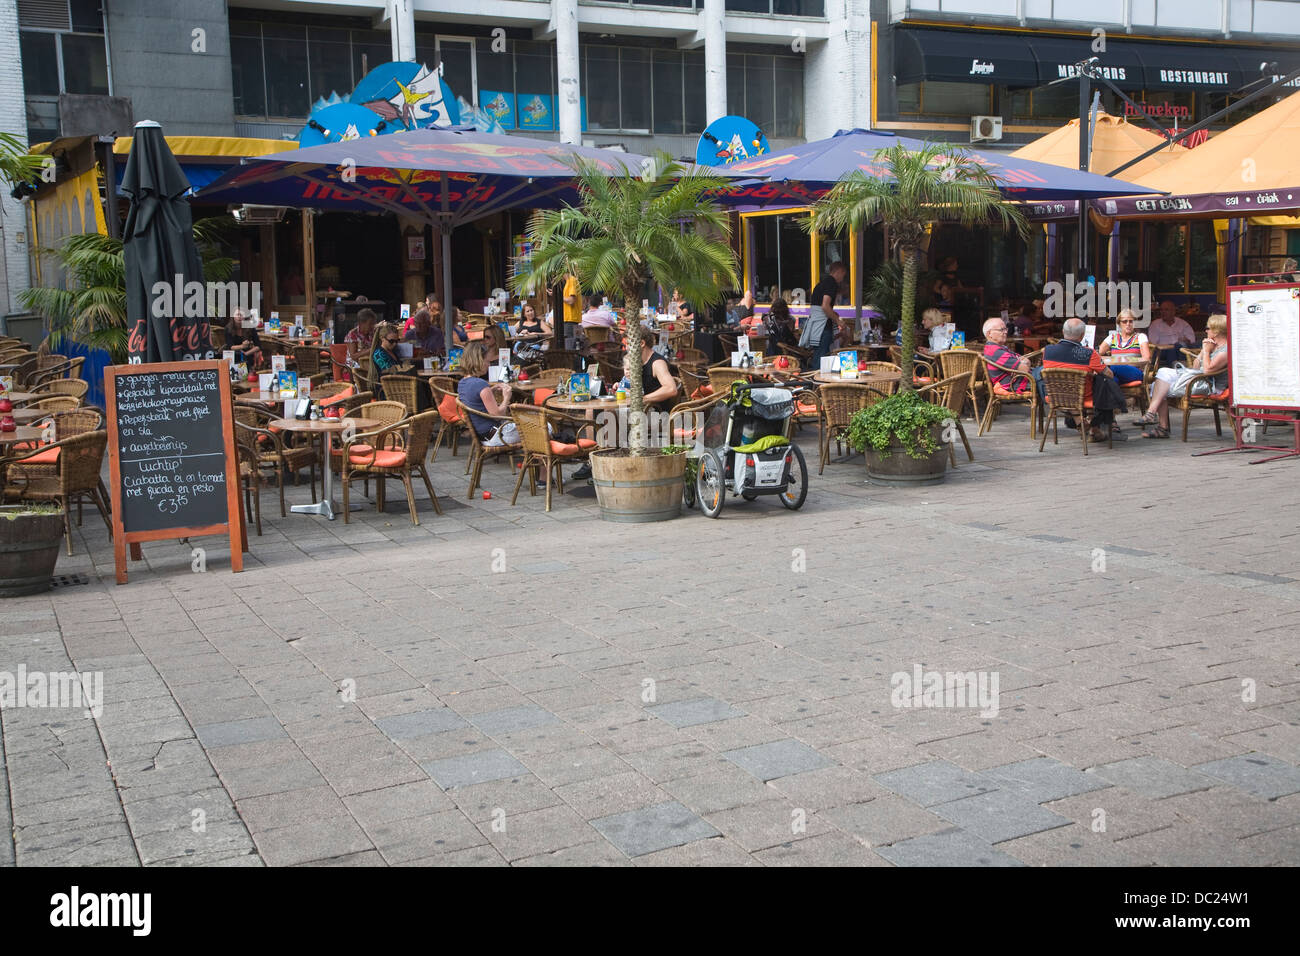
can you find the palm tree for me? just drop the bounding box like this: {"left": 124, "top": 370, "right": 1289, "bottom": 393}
{"left": 19, "top": 218, "right": 233, "bottom": 364}
{"left": 513, "top": 152, "right": 738, "bottom": 454}
{"left": 807, "top": 142, "right": 1028, "bottom": 389}
{"left": 0, "top": 131, "right": 45, "bottom": 189}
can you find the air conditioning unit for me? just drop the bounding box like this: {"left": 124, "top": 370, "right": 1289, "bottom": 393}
{"left": 970, "top": 115, "right": 1003, "bottom": 143}
{"left": 231, "top": 205, "right": 288, "bottom": 224}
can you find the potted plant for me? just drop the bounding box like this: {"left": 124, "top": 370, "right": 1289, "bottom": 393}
{"left": 513, "top": 153, "right": 738, "bottom": 522}
{"left": 847, "top": 389, "right": 952, "bottom": 485}
{"left": 0, "top": 504, "right": 65, "bottom": 596}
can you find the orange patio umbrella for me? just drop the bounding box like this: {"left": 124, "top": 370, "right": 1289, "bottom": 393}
{"left": 1011, "top": 110, "right": 1187, "bottom": 181}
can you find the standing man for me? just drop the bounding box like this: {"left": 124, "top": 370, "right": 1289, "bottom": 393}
{"left": 801, "top": 261, "right": 846, "bottom": 368}
{"left": 563, "top": 274, "right": 582, "bottom": 335}
{"left": 1146, "top": 301, "right": 1196, "bottom": 368}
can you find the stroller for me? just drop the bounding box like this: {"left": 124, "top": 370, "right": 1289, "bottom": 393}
{"left": 687, "top": 380, "right": 810, "bottom": 518}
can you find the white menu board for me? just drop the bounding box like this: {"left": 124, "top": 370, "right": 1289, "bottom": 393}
{"left": 1230, "top": 285, "right": 1300, "bottom": 409}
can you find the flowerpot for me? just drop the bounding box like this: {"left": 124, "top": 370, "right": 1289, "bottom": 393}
{"left": 864, "top": 423, "right": 948, "bottom": 486}
{"left": 0, "top": 508, "right": 63, "bottom": 597}
{"left": 589, "top": 449, "right": 685, "bottom": 523}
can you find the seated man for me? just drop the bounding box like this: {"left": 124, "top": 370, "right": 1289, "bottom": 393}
{"left": 982, "top": 316, "right": 1043, "bottom": 399}
{"left": 403, "top": 307, "right": 444, "bottom": 355}
{"left": 1043, "top": 317, "right": 1122, "bottom": 442}
{"left": 580, "top": 294, "right": 618, "bottom": 329}
{"left": 1146, "top": 300, "right": 1196, "bottom": 367}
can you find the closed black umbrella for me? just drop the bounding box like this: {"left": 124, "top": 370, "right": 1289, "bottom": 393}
{"left": 120, "top": 120, "right": 211, "bottom": 362}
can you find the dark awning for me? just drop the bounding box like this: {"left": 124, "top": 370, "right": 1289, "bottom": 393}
{"left": 1030, "top": 36, "right": 1144, "bottom": 88}
{"left": 1125, "top": 41, "right": 1247, "bottom": 91}
{"left": 894, "top": 28, "right": 1040, "bottom": 89}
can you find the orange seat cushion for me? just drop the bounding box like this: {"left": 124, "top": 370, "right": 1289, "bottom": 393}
{"left": 467, "top": 330, "right": 484, "bottom": 341}
{"left": 549, "top": 438, "right": 596, "bottom": 456}
{"left": 320, "top": 387, "right": 353, "bottom": 407}
{"left": 690, "top": 385, "right": 714, "bottom": 400}
{"left": 22, "top": 446, "right": 60, "bottom": 465}
{"left": 533, "top": 387, "right": 555, "bottom": 405}
{"left": 992, "top": 385, "right": 1030, "bottom": 399}
{"left": 350, "top": 449, "right": 406, "bottom": 468}
{"left": 1208, "top": 389, "right": 1230, "bottom": 402}
{"left": 796, "top": 400, "right": 818, "bottom": 416}
{"left": 672, "top": 427, "right": 698, "bottom": 441}
{"left": 438, "top": 393, "right": 460, "bottom": 424}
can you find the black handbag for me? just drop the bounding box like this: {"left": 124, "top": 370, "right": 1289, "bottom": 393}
{"left": 1091, "top": 371, "right": 1128, "bottom": 411}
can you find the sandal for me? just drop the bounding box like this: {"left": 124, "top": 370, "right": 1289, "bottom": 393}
{"left": 1133, "top": 412, "right": 1158, "bottom": 427}
{"left": 1141, "top": 425, "right": 1170, "bottom": 439}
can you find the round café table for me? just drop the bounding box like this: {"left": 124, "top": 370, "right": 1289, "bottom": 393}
{"left": 811, "top": 370, "right": 903, "bottom": 387}
{"left": 544, "top": 394, "right": 624, "bottom": 416}
{"left": 235, "top": 390, "right": 294, "bottom": 406}
{"left": 266, "top": 416, "right": 386, "bottom": 521}
{"left": 12, "top": 407, "right": 52, "bottom": 425}
{"left": 0, "top": 425, "right": 48, "bottom": 447}
{"left": 5, "top": 392, "right": 45, "bottom": 406}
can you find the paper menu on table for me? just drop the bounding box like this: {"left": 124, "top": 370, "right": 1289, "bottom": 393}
{"left": 487, "top": 366, "right": 505, "bottom": 383}
{"left": 271, "top": 355, "right": 286, "bottom": 372}
{"left": 223, "top": 350, "right": 236, "bottom": 364}
{"left": 820, "top": 356, "right": 838, "bottom": 374}
{"left": 400, "top": 303, "right": 411, "bottom": 322}
{"left": 1083, "top": 325, "right": 1096, "bottom": 349}
{"left": 739, "top": 335, "right": 751, "bottom": 354}
{"left": 498, "top": 349, "right": 511, "bottom": 368}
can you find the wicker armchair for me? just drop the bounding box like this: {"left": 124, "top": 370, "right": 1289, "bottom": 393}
{"left": 937, "top": 350, "right": 986, "bottom": 424}
{"left": 292, "top": 345, "right": 329, "bottom": 387}
{"left": 676, "top": 347, "right": 710, "bottom": 367}
{"left": 30, "top": 357, "right": 85, "bottom": 390}
{"left": 33, "top": 379, "right": 89, "bottom": 402}
{"left": 233, "top": 405, "right": 319, "bottom": 516}
{"left": 380, "top": 374, "right": 422, "bottom": 415}
{"left": 28, "top": 396, "right": 81, "bottom": 414}
{"left": 0, "top": 430, "right": 111, "bottom": 554}
{"left": 1171, "top": 371, "right": 1229, "bottom": 442}
{"left": 664, "top": 392, "right": 724, "bottom": 447}
{"left": 708, "top": 366, "right": 749, "bottom": 394}
{"left": 456, "top": 399, "right": 521, "bottom": 499}
{"left": 817, "top": 383, "right": 891, "bottom": 475}
{"left": 233, "top": 418, "right": 263, "bottom": 536}
{"left": 1039, "top": 367, "right": 1111, "bottom": 455}
{"left": 508, "top": 405, "right": 598, "bottom": 512}
{"left": 426, "top": 376, "right": 466, "bottom": 460}
{"left": 978, "top": 355, "right": 1040, "bottom": 438}
{"left": 917, "top": 372, "right": 975, "bottom": 466}
{"left": 340, "top": 410, "right": 442, "bottom": 525}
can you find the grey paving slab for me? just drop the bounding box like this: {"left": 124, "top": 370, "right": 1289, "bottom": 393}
{"left": 468, "top": 705, "right": 559, "bottom": 737}
{"left": 422, "top": 749, "right": 530, "bottom": 790}
{"left": 1092, "top": 756, "right": 1216, "bottom": 799}
{"left": 930, "top": 789, "right": 1073, "bottom": 844}
{"left": 591, "top": 800, "right": 720, "bottom": 858}
{"left": 374, "top": 708, "right": 468, "bottom": 740}
{"left": 875, "top": 828, "right": 1025, "bottom": 867}
{"left": 1196, "top": 754, "right": 1300, "bottom": 800}
{"left": 981, "top": 757, "right": 1111, "bottom": 804}
{"left": 646, "top": 697, "right": 746, "bottom": 728}
{"left": 874, "top": 759, "right": 996, "bottom": 807}
{"left": 193, "top": 716, "right": 287, "bottom": 750}
{"left": 722, "top": 739, "right": 833, "bottom": 782}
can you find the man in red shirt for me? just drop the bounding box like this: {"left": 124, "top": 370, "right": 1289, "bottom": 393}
{"left": 1043, "top": 318, "right": 1122, "bottom": 442}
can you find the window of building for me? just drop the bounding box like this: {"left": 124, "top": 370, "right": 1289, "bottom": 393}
{"left": 1187, "top": 221, "right": 1218, "bottom": 293}
{"left": 351, "top": 30, "right": 392, "bottom": 85}
{"left": 621, "top": 48, "right": 651, "bottom": 132}
{"left": 652, "top": 50, "right": 685, "bottom": 135}
{"left": 20, "top": 32, "right": 60, "bottom": 96}
{"left": 727, "top": 52, "right": 804, "bottom": 137}
{"left": 774, "top": 56, "right": 804, "bottom": 137}
{"left": 584, "top": 45, "right": 620, "bottom": 130}
{"left": 19, "top": 0, "right": 111, "bottom": 108}
{"left": 476, "top": 39, "right": 514, "bottom": 98}
{"left": 61, "top": 32, "right": 109, "bottom": 95}
{"left": 437, "top": 38, "right": 476, "bottom": 106}
{"left": 229, "top": 20, "right": 266, "bottom": 117}
{"left": 308, "top": 27, "right": 352, "bottom": 104}
{"left": 897, "top": 82, "right": 921, "bottom": 114}
{"left": 727, "top": 0, "right": 825, "bottom": 14}
{"left": 262, "top": 24, "right": 310, "bottom": 118}
{"left": 684, "top": 50, "right": 706, "bottom": 133}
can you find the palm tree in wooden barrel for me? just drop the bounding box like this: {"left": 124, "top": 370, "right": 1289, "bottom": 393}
{"left": 513, "top": 152, "right": 738, "bottom": 521}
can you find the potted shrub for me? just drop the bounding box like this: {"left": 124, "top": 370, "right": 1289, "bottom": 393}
{"left": 848, "top": 390, "right": 953, "bottom": 485}
{"left": 0, "top": 504, "right": 65, "bottom": 596}
{"left": 513, "top": 153, "right": 738, "bottom": 522}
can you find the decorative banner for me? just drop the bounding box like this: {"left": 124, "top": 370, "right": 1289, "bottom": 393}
{"left": 298, "top": 103, "right": 384, "bottom": 147}
{"left": 481, "top": 90, "right": 516, "bottom": 130}
{"left": 352, "top": 61, "right": 460, "bottom": 130}
{"left": 518, "top": 94, "right": 554, "bottom": 131}
{"left": 696, "top": 115, "right": 770, "bottom": 167}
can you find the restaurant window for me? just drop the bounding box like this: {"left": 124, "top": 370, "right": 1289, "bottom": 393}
{"left": 1187, "top": 221, "right": 1218, "bottom": 293}
{"left": 262, "top": 24, "right": 310, "bottom": 118}
{"left": 476, "top": 41, "right": 514, "bottom": 99}
{"left": 652, "top": 51, "right": 685, "bottom": 135}
{"left": 229, "top": 21, "right": 266, "bottom": 117}
{"left": 308, "top": 27, "right": 352, "bottom": 104}
{"left": 1116, "top": 221, "right": 1142, "bottom": 279}
{"left": 437, "top": 38, "right": 476, "bottom": 105}
{"left": 726, "top": 53, "right": 803, "bottom": 137}
{"left": 515, "top": 40, "right": 556, "bottom": 106}
{"left": 897, "top": 82, "right": 921, "bottom": 114}
{"left": 916, "top": 81, "right": 990, "bottom": 117}
{"left": 749, "top": 213, "right": 814, "bottom": 303}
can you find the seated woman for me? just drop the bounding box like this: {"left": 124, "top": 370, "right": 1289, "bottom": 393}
{"left": 638, "top": 321, "right": 680, "bottom": 412}
{"left": 449, "top": 307, "right": 469, "bottom": 348}
{"left": 345, "top": 308, "right": 378, "bottom": 364}
{"left": 370, "top": 321, "right": 408, "bottom": 376}
{"left": 456, "top": 341, "right": 518, "bottom": 447}
{"left": 1097, "top": 309, "right": 1150, "bottom": 385}
{"left": 1137, "top": 313, "right": 1228, "bottom": 439}
{"left": 765, "top": 298, "right": 797, "bottom": 351}
{"left": 225, "top": 309, "right": 263, "bottom": 368}
{"left": 514, "top": 303, "right": 551, "bottom": 338}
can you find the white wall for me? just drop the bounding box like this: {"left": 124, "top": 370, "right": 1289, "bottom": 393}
{"left": 805, "top": 0, "right": 872, "bottom": 140}
{"left": 0, "top": 0, "right": 30, "bottom": 315}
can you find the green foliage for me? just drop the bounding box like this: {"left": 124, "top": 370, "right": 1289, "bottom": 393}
{"left": 18, "top": 217, "right": 233, "bottom": 364}
{"left": 513, "top": 152, "right": 738, "bottom": 454}
{"left": 847, "top": 389, "right": 952, "bottom": 460}
{"left": 808, "top": 142, "right": 1029, "bottom": 390}
{"left": 661, "top": 444, "right": 691, "bottom": 455}
{"left": 866, "top": 260, "right": 940, "bottom": 331}
{"left": 0, "top": 131, "right": 46, "bottom": 189}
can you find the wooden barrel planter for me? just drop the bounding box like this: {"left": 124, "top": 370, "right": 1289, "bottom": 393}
{"left": 0, "top": 507, "right": 64, "bottom": 597}
{"left": 865, "top": 424, "right": 949, "bottom": 486}
{"left": 589, "top": 449, "right": 685, "bottom": 523}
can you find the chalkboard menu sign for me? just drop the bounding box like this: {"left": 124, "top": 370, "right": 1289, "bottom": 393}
{"left": 105, "top": 361, "right": 244, "bottom": 583}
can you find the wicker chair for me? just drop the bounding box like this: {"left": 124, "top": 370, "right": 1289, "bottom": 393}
{"left": 33, "top": 379, "right": 89, "bottom": 402}
{"left": 311, "top": 381, "right": 353, "bottom": 403}
{"left": 0, "top": 430, "right": 111, "bottom": 554}
{"left": 1039, "top": 367, "right": 1111, "bottom": 455}
{"left": 937, "top": 350, "right": 986, "bottom": 424}
{"left": 1114, "top": 359, "right": 1153, "bottom": 416}
{"left": 6, "top": 410, "right": 106, "bottom": 508}
{"left": 676, "top": 347, "right": 709, "bottom": 367}
{"left": 817, "top": 383, "right": 891, "bottom": 475}
{"left": 584, "top": 326, "right": 615, "bottom": 346}
{"left": 665, "top": 392, "right": 724, "bottom": 448}
{"left": 1171, "top": 371, "right": 1230, "bottom": 442}
{"left": 456, "top": 399, "right": 521, "bottom": 499}
{"left": 708, "top": 366, "right": 749, "bottom": 394}
{"left": 28, "top": 396, "right": 81, "bottom": 414}
{"left": 777, "top": 342, "right": 812, "bottom": 366}
{"left": 426, "top": 377, "right": 466, "bottom": 460}
{"left": 30, "top": 357, "right": 85, "bottom": 389}
{"left": 340, "top": 410, "right": 442, "bottom": 525}
{"left": 508, "top": 405, "right": 598, "bottom": 512}
{"left": 680, "top": 365, "right": 711, "bottom": 400}
{"left": 978, "top": 354, "right": 1041, "bottom": 438}
{"left": 14, "top": 356, "right": 40, "bottom": 389}
{"left": 917, "top": 372, "right": 975, "bottom": 466}
{"left": 292, "top": 345, "right": 329, "bottom": 387}
{"left": 380, "top": 374, "right": 423, "bottom": 416}
{"left": 887, "top": 345, "right": 938, "bottom": 385}
{"left": 233, "top": 418, "right": 263, "bottom": 536}
{"left": 233, "top": 405, "right": 319, "bottom": 516}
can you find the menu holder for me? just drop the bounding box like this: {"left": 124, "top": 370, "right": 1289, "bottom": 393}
{"left": 270, "top": 354, "right": 286, "bottom": 373}
{"left": 104, "top": 361, "right": 244, "bottom": 584}
{"left": 950, "top": 331, "right": 967, "bottom": 349}
{"left": 839, "top": 351, "right": 859, "bottom": 379}
{"left": 274, "top": 370, "right": 298, "bottom": 398}
{"left": 447, "top": 347, "right": 464, "bottom": 370}
{"left": 569, "top": 373, "right": 591, "bottom": 401}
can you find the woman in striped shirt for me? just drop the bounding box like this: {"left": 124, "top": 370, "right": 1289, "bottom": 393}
{"left": 1097, "top": 309, "right": 1150, "bottom": 385}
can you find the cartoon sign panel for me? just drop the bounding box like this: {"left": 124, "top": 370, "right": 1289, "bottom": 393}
{"left": 695, "top": 115, "right": 770, "bottom": 167}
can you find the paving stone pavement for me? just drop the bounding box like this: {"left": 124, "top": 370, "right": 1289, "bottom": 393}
{"left": 2, "top": 408, "right": 1299, "bottom": 866}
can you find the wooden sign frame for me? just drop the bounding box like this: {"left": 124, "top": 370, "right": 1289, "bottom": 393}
{"left": 105, "top": 361, "right": 246, "bottom": 584}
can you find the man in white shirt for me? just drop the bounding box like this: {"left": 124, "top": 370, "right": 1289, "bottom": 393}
{"left": 580, "top": 294, "right": 618, "bottom": 328}
{"left": 1146, "top": 301, "right": 1196, "bottom": 367}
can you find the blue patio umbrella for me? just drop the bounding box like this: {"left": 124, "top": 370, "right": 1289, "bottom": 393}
{"left": 196, "top": 128, "right": 659, "bottom": 339}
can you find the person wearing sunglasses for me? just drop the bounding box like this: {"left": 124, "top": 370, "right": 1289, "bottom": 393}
{"left": 1097, "top": 309, "right": 1150, "bottom": 385}
{"left": 370, "top": 321, "right": 406, "bottom": 375}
